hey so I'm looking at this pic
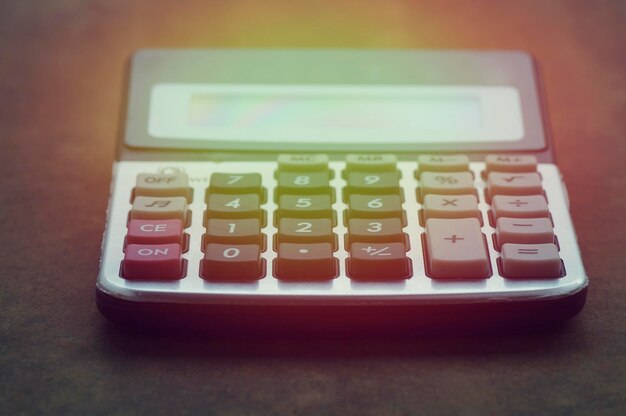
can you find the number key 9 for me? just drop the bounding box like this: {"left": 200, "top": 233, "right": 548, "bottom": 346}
{"left": 344, "top": 171, "right": 401, "bottom": 199}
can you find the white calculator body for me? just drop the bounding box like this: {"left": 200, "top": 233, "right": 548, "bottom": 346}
{"left": 97, "top": 49, "right": 587, "bottom": 330}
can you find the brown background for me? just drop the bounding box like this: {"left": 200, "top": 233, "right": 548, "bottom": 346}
{"left": 1, "top": 1, "right": 625, "bottom": 415}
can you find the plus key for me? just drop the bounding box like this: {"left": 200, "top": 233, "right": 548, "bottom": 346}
{"left": 424, "top": 218, "right": 491, "bottom": 279}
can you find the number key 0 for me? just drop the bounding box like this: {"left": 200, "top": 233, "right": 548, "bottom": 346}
{"left": 201, "top": 243, "right": 264, "bottom": 281}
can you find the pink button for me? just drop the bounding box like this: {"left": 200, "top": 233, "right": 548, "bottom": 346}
{"left": 126, "top": 219, "right": 183, "bottom": 245}
{"left": 122, "top": 243, "right": 183, "bottom": 280}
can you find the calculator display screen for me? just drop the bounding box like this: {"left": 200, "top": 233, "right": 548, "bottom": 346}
{"left": 148, "top": 84, "right": 524, "bottom": 146}
{"left": 188, "top": 94, "right": 482, "bottom": 132}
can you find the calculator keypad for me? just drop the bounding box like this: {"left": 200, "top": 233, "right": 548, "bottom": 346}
{"left": 107, "top": 154, "right": 583, "bottom": 292}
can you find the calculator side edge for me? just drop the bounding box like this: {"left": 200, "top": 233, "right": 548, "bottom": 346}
{"left": 95, "top": 285, "right": 587, "bottom": 330}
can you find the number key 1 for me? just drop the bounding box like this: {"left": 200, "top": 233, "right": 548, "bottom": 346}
{"left": 205, "top": 218, "right": 263, "bottom": 246}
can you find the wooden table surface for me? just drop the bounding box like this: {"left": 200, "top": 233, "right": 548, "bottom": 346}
{"left": 1, "top": 1, "right": 625, "bottom": 415}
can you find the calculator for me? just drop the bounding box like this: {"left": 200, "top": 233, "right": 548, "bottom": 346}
{"left": 96, "top": 49, "right": 588, "bottom": 330}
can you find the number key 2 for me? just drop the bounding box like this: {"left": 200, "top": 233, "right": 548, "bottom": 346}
{"left": 277, "top": 218, "right": 335, "bottom": 247}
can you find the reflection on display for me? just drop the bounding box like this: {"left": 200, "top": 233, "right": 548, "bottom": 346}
{"left": 188, "top": 94, "right": 483, "bottom": 134}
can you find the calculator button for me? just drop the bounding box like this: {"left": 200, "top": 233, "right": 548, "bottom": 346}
{"left": 209, "top": 173, "right": 263, "bottom": 195}
{"left": 347, "top": 218, "right": 405, "bottom": 246}
{"left": 418, "top": 171, "right": 475, "bottom": 201}
{"left": 134, "top": 173, "right": 191, "bottom": 201}
{"left": 122, "top": 243, "right": 183, "bottom": 280}
{"left": 345, "top": 171, "right": 401, "bottom": 198}
{"left": 277, "top": 194, "right": 333, "bottom": 219}
{"left": 500, "top": 243, "right": 562, "bottom": 279}
{"left": 277, "top": 218, "right": 334, "bottom": 245}
{"left": 347, "top": 243, "right": 411, "bottom": 280}
{"left": 491, "top": 195, "right": 550, "bottom": 221}
{"left": 130, "top": 196, "right": 188, "bottom": 224}
{"left": 422, "top": 194, "right": 481, "bottom": 221}
{"left": 417, "top": 154, "right": 469, "bottom": 174}
{"left": 345, "top": 154, "right": 397, "bottom": 172}
{"left": 206, "top": 194, "right": 261, "bottom": 219}
{"left": 274, "top": 243, "right": 337, "bottom": 281}
{"left": 487, "top": 172, "right": 543, "bottom": 199}
{"left": 201, "top": 244, "right": 264, "bottom": 281}
{"left": 485, "top": 155, "right": 538, "bottom": 174}
{"left": 275, "top": 171, "right": 331, "bottom": 197}
{"left": 496, "top": 217, "right": 555, "bottom": 248}
{"left": 278, "top": 154, "right": 329, "bottom": 172}
{"left": 126, "top": 219, "right": 184, "bottom": 246}
{"left": 424, "top": 218, "right": 490, "bottom": 279}
{"left": 205, "top": 218, "right": 262, "bottom": 246}
{"left": 347, "top": 195, "right": 404, "bottom": 219}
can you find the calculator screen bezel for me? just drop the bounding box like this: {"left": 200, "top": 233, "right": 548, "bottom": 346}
{"left": 122, "top": 49, "right": 548, "bottom": 154}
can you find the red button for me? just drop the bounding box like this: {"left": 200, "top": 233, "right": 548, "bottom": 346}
{"left": 122, "top": 243, "right": 183, "bottom": 280}
{"left": 126, "top": 219, "right": 183, "bottom": 245}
